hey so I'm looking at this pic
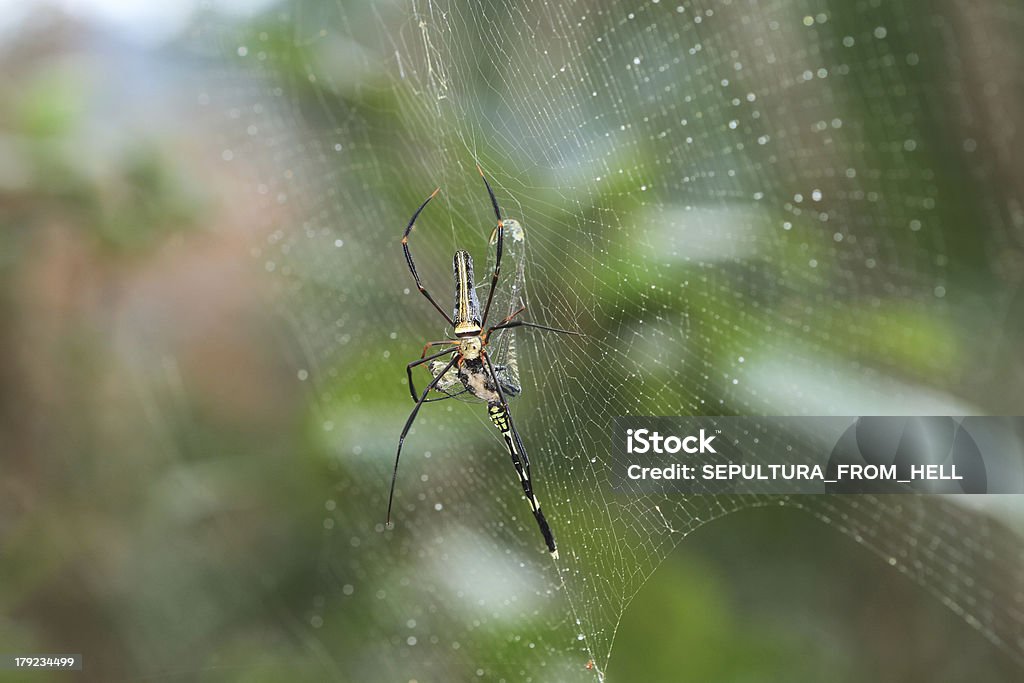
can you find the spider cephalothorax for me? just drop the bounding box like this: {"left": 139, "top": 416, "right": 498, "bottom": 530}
{"left": 458, "top": 335, "right": 482, "bottom": 360}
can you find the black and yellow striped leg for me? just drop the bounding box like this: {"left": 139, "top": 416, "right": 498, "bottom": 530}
{"left": 481, "top": 352, "right": 558, "bottom": 558}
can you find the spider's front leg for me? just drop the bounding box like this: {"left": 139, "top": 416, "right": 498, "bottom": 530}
{"left": 401, "top": 188, "right": 453, "bottom": 326}
{"left": 477, "top": 165, "right": 505, "bottom": 328}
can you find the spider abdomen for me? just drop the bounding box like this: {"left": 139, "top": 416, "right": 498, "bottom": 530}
{"left": 453, "top": 250, "right": 482, "bottom": 337}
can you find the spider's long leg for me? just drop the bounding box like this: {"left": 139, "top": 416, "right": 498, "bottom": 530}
{"left": 481, "top": 351, "right": 558, "bottom": 558}
{"left": 487, "top": 320, "right": 582, "bottom": 337}
{"left": 477, "top": 165, "right": 504, "bottom": 328}
{"left": 420, "top": 387, "right": 470, "bottom": 403}
{"left": 477, "top": 163, "right": 502, "bottom": 222}
{"left": 402, "top": 188, "right": 454, "bottom": 326}
{"left": 406, "top": 345, "right": 458, "bottom": 402}
{"left": 489, "top": 305, "right": 526, "bottom": 331}
{"left": 387, "top": 353, "right": 460, "bottom": 527}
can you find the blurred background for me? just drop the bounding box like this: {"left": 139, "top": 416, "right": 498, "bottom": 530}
{"left": 2, "top": 0, "right": 1024, "bottom": 681}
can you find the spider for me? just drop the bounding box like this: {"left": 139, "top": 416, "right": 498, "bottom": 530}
{"left": 386, "top": 165, "right": 578, "bottom": 558}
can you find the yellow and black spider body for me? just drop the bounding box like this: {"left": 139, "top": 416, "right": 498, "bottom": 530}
{"left": 388, "top": 166, "right": 579, "bottom": 558}
{"left": 452, "top": 250, "right": 482, "bottom": 338}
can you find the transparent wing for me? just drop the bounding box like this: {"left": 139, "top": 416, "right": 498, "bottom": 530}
{"left": 483, "top": 218, "right": 526, "bottom": 397}
{"left": 426, "top": 358, "right": 467, "bottom": 400}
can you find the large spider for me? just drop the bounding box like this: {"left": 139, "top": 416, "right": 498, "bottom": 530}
{"left": 386, "top": 166, "right": 578, "bottom": 558}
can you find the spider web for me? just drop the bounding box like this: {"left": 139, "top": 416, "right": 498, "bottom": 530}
{"left": 194, "top": 0, "right": 1024, "bottom": 679}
